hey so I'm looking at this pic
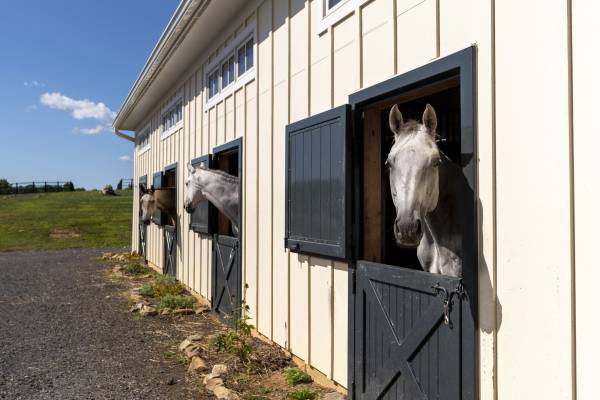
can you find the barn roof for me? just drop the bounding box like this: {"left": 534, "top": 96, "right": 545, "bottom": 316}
{"left": 113, "top": 0, "right": 247, "bottom": 132}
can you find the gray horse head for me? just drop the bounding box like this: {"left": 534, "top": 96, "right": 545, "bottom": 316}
{"left": 387, "top": 103, "right": 441, "bottom": 247}
{"left": 183, "top": 162, "right": 208, "bottom": 214}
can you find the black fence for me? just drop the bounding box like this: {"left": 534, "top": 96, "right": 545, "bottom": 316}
{"left": 0, "top": 181, "right": 75, "bottom": 195}
{"left": 117, "top": 178, "right": 133, "bottom": 190}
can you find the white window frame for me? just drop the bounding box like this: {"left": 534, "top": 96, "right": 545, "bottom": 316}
{"left": 137, "top": 121, "right": 151, "bottom": 155}
{"left": 316, "top": 0, "right": 371, "bottom": 34}
{"left": 160, "top": 90, "right": 183, "bottom": 140}
{"left": 204, "top": 23, "right": 256, "bottom": 110}
{"left": 207, "top": 67, "right": 221, "bottom": 100}
{"left": 221, "top": 53, "right": 235, "bottom": 91}
{"left": 236, "top": 37, "right": 254, "bottom": 80}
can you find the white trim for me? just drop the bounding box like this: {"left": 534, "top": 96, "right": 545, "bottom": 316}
{"left": 220, "top": 53, "right": 236, "bottom": 90}
{"left": 315, "top": 0, "right": 371, "bottom": 34}
{"left": 161, "top": 120, "right": 183, "bottom": 140}
{"left": 136, "top": 121, "right": 152, "bottom": 155}
{"left": 160, "top": 90, "right": 184, "bottom": 140}
{"left": 204, "top": 23, "right": 257, "bottom": 110}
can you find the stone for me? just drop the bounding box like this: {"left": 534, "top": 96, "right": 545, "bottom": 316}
{"left": 188, "top": 356, "right": 208, "bottom": 372}
{"left": 195, "top": 305, "right": 210, "bottom": 314}
{"left": 178, "top": 339, "right": 192, "bottom": 352}
{"left": 172, "top": 308, "right": 195, "bottom": 315}
{"left": 211, "top": 364, "right": 227, "bottom": 377}
{"left": 187, "top": 334, "right": 203, "bottom": 342}
{"left": 213, "top": 385, "right": 239, "bottom": 400}
{"left": 139, "top": 305, "right": 157, "bottom": 316}
{"left": 203, "top": 376, "right": 223, "bottom": 391}
{"left": 322, "top": 392, "right": 346, "bottom": 400}
{"left": 161, "top": 308, "right": 171, "bottom": 315}
{"left": 112, "top": 265, "right": 124, "bottom": 273}
{"left": 184, "top": 344, "right": 201, "bottom": 359}
{"left": 130, "top": 302, "right": 145, "bottom": 312}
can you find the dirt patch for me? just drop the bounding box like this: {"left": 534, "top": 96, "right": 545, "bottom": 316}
{"left": 103, "top": 252, "right": 340, "bottom": 400}
{"left": 49, "top": 228, "right": 81, "bottom": 239}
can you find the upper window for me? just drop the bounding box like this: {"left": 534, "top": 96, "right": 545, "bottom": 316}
{"left": 237, "top": 38, "right": 254, "bottom": 77}
{"left": 161, "top": 93, "right": 183, "bottom": 139}
{"left": 208, "top": 69, "right": 220, "bottom": 99}
{"left": 204, "top": 30, "right": 256, "bottom": 107}
{"left": 137, "top": 124, "right": 151, "bottom": 153}
{"left": 221, "top": 55, "right": 235, "bottom": 89}
{"left": 327, "top": 0, "right": 344, "bottom": 10}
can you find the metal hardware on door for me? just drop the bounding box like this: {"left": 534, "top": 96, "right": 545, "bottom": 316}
{"left": 431, "top": 282, "right": 465, "bottom": 328}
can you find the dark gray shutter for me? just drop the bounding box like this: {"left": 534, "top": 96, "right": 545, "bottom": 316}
{"left": 189, "top": 155, "right": 215, "bottom": 234}
{"left": 152, "top": 171, "right": 164, "bottom": 225}
{"left": 285, "top": 104, "right": 351, "bottom": 260}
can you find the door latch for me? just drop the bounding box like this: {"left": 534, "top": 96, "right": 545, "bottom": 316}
{"left": 431, "top": 282, "right": 465, "bottom": 328}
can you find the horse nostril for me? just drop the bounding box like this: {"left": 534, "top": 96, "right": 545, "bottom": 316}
{"left": 415, "top": 220, "right": 422, "bottom": 236}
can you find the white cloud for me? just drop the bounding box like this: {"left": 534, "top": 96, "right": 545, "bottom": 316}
{"left": 73, "top": 125, "right": 104, "bottom": 135}
{"left": 40, "top": 92, "right": 116, "bottom": 125}
{"left": 24, "top": 80, "right": 46, "bottom": 87}
{"left": 119, "top": 155, "right": 131, "bottom": 161}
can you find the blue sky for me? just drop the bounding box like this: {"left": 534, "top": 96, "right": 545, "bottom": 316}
{"left": 0, "top": 1, "right": 177, "bottom": 189}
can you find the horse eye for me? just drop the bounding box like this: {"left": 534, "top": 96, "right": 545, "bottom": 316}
{"left": 432, "top": 158, "right": 442, "bottom": 167}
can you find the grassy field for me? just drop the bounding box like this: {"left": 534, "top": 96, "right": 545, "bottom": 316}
{"left": 0, "top": 190, "right": 133, "bottom": 252}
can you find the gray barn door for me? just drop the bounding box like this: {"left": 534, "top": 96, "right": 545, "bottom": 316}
{"left": 210, "top": 138, "right": 243, "bottom": 326}
{"left": 212, "top": 234, "right": 241, "bottom": 321}
{"left": 163, "top": 225, "right": 176, "bottom": 276}
{"left": 353, "top": 261, "right": 466, "bottom": 400}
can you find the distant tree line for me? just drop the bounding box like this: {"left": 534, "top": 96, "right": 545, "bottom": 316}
{"left": 0, "top": 179, "right": 82, "bottom": 195}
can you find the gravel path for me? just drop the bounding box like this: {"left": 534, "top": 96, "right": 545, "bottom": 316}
{"left": 0, "top": 248, "right": 202, "bottom": 400}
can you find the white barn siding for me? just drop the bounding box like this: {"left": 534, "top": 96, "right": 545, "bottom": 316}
{"left": 126, "top": 0, "right": 599, "bottom": 396}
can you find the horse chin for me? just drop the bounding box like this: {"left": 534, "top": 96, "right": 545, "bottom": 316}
{"left": 395, "top": 235, "right": 422, "bottom": 249}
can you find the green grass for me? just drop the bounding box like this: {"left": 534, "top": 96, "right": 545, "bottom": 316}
{"left": 287, "top": 389, "right": 317, "bottom": 400}
{"left": 124, "top": 262, "right": 152, "bottom": 275}
{"left": 0, "top": 190, "right": 132, "bottom": 251}
{"left": 284, "top": 368, "right": 313, "bottom": 385}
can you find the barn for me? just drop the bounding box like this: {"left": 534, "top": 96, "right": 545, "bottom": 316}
{"left": 112, "top": 1, "right": 598, "bottom": 399}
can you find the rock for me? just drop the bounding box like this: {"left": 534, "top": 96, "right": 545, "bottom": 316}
{"left": 112, "top": 265, "right": 124, "bottom": 273}
{"left": 322, "top": 392, "right": 346, "bottom": 400}
{"left": 187, "top": 334, "right": 203, "bottom": 342}
{"left": 184, "top": 344, "right": 201, "bottom": 358}
{"left": 130, "top": 302, "right": 145, "bottom": 312}
{"left": 161, "top": 308, "right": 171, "bottom": 315}
{"left": 173, "top": 308, "right": 195, "bottom": 315}
{"left": 178, "top": 339, "right": 192, "bottom": 352}
{"left": 102, "top": 185, "right": 115, "bottom": 196}
{"left": 166, "top": 377, "right": 177, "bottom": 385}
{"left": 188, "top": 356, "right": 208, "bottom": 372}
{"left": 195, "top": 305, "right": 210, "bottom": 314}
{"left": 139, "top": 305, "right": 157, "bottom": 316}
{"left": 203, "top": 376, "right": 224, "bottom": 391}
{"left": 211, "top": 364, "right": 227, "bottom": 377}
{"left": 102, "top": 252, "right": 113, "bottom": 260}
{"left": 213, "top": 385, "right": 239, "bottom": 400}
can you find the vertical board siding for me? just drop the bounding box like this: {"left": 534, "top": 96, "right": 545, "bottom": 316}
{"left": 257, "top": 0, "right": 274, "bottom": 338}
{"left": 128, "top": 0, "right": 584, "bottom": 396}
{"left": 573, "top": 2, "right": 600, "bottom": 399}
{"left": 495, "top": 1, "right": 573, "bottom": 399}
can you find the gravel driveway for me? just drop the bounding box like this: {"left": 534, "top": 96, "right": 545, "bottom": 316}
{"left": 0, "top": 248, "right": 202, "bottom": 400}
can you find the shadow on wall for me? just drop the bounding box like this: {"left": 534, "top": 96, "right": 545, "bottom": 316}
{"left": 478, "top": 197, "right": 502, "bottom": 334}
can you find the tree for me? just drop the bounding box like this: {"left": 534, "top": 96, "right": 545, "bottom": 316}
{"left": 0, "top": 179, "right": 10, "bottom": 194}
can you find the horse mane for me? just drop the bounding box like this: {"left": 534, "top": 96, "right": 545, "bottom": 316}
{"left": 200, "top": 168, "right": 239, "bottom": 184}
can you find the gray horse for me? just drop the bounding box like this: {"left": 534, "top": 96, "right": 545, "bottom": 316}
{"left": 183, "top": 162, "right": 240, "bottom": 236}
{"left": 387, "top": 103, "right": 468, "bottom": 277}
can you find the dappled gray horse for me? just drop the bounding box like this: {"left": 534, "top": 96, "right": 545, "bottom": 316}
{"left": 139, "top": 185, "right": 177, "bottom": 226}
{"left": 387, "top": 104, "right": 468, "bottom": 277}
{"left": 183, "top": 162, "right": 240, "bottom": 236}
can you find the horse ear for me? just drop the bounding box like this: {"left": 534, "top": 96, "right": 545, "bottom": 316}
{"left": 422, "top": 104, "right": 437, "bottom": 135}
{"left": 140, "top": 184, "right": 147, "bottom": 193}
{"left": 389, "top": 104, "right": 404, "bottom": 138}
{"left": 187, "top": 162, "right": 195, "bottom": 174}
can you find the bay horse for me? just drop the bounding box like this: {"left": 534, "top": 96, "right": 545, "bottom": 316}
{"left": 139, "top": 184, "right": 177, "bottom": 226}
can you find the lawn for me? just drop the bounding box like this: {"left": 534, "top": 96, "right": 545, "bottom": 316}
{"left": 0, "top": 190, "right": 133, "bottom": 251}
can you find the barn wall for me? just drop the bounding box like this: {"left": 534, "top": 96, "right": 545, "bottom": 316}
{"left": 127, "top": 0, "right": 595, "bottom": 397}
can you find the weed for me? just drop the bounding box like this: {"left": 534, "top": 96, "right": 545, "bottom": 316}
{"left": 124, "top": 262, "right": 151, "bottom": 275}
{"left": 157, "top": 294, "right": 196, "bottom": 310}
{"left": 152, "top": 275, "right": 185, "bottom": 297}
{"left": 287, "top": 389, "right": 317, "bottom": 400}
{"left": 139, "top": 284, "right": 155, "bottom": 297}
{"left": 210, "top": 330, "right": 254, "bottom": 365}
{"left": 284, "top": 368, "right": 313, "bottom": 385}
